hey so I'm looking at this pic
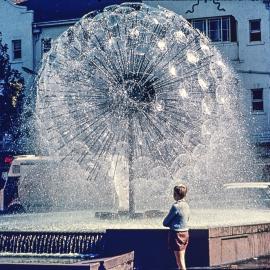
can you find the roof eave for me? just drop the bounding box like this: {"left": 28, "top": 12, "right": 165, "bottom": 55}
{"left": 33, "top": 18, "right": 80, "bottom": 28}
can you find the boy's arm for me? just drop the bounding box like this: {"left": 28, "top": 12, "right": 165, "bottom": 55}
{"left": 163, "top": 205, "right": 177, "bottom": 227}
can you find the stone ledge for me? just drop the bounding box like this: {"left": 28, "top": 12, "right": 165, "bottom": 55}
{"left": 209, "top": 223, "right": 270, "bottom": 238}
{"left": 0, "top": 252, "right": 134, "bottom": 270}
{"left": 82, "top": 251, "right": 134, "bottom": 270}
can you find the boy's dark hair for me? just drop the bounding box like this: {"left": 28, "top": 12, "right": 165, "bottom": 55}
{"left": 174, "top": 184, "right": 187, "bottom": 200}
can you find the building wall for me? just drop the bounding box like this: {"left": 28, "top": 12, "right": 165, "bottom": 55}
{"left": 0, "top": 0, "right": 33, "bottom": 85}
{"left": 33, "top": 21, "right": 77, "bottom": 71}
{"left": 144, "top": 0, "right": 270, "bottom": 139}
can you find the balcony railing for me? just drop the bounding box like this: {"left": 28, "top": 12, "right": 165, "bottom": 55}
{"left": 213, "top": 42, "right": 239, "bottom": 61}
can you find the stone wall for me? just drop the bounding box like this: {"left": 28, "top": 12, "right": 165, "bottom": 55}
{"left": 209, "top": 223, "right": 270, "bottom": 266}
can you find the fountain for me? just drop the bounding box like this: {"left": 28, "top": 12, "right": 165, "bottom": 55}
{"left": 33, "top": 2, "right": 258, "bottom": 215}
{"left": 0, "top": 2, "right": 269, "bottom": 269}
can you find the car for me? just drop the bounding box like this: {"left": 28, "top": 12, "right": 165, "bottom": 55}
{"left": 190, "top": 182, "right": 270, "bottom": 209}
{"left": 223, "top": 182, "right": 270, "bottom": 209}
{"left": 0, "top": 155, "right": 57, "bottom": 214}
{"left": 0, "top": 154, "right": 38, "bottom": 214}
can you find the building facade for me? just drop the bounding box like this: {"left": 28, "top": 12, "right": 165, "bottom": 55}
{"left": 0, "top": 0, "right": 270, "bottom": 167}
{"left": 145, "top": 0, "right": 270, "bottom": 160}
{"left": 0, "top": 0, "right": 33, "bottom": 87}
{"left": 0, "top": 0, "right": 132, "bottom": 150}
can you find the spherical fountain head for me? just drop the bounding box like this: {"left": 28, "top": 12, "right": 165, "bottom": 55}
{"left": 35, "top": 3, "right": 258, "bottom": 212}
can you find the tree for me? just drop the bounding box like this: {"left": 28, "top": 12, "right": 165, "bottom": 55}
{"left": 0, "top": 32, "right": 24, "bottom": 151}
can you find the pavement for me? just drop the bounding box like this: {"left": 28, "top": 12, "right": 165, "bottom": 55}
{"left": 224, "top": 256, "right": 270, "bottom": 269}
{"left": 188, "top": 256, "right": 270, "bottom": 269}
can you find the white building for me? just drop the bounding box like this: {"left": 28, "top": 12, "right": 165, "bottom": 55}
{"left": 0, "top": 0, "right": 33, "bottom": 86}
{"left": 145, "top": 0, "right": 270, "bottom": 160}
{"left": 0, "top": 0, "right": 126, "bottom": 88}
{"left": 1, "top": 0, "right": 270, "bottom": 167}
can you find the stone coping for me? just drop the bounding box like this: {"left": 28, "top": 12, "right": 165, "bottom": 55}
{"left": 209, "top": 223, "right": 270, "bottom": 238}
{"left": 0, "top": 252, "right": 134, "bottom": 270}
{"left": 1, "top": 222, "right": 270, "bottom": 234}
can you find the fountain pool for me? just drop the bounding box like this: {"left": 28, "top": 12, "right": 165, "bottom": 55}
{"left": 1, "top": 209, "right": 270, "bottom": 268}
{"left": 1, "top": 209, "right": 270, "bottom": 231}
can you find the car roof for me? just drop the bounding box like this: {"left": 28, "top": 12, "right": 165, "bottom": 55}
{"left": 12, "top": 155, "right": 54, "bottom": 162}
{"left": 224, "top": 182, "right": 270, "bottom": 189}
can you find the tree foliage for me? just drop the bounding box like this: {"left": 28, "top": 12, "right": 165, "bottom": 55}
{"left": 0, "top": 32, "right": 25, "bottom": 150}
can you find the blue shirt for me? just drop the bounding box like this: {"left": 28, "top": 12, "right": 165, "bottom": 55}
{"left": 163, "top": 200, "right": 190, "bottom": 231}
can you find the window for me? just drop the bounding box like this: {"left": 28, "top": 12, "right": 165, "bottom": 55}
{"left": 251, "top": 88, "right": 263, "bottom": 112}
{"left": 190, "top": 16, "right": 237, "bottom": 42}
{"left": 12, "top": 40, "right": 22, "bottom": 60}
{"left": 192, "top": 19, "right": 206, "bottom": 35}
{"left": 222, "top": 17, "right": 230, "bottom": 41}
{"left": 249, "top": 20, "right": 261, "bottom": 42}
{"left": 42, "top": 38, "right": 52, "bottom": 54}
{"left": 208, "top": 18, "right": 221, "bottom": 42}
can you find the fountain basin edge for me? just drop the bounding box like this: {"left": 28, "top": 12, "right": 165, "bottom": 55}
{"left": 1, "top": 223, "right": 270, "bottom": 268}
{"left": 105, "top": 223, "right": 270, "bottom": 268}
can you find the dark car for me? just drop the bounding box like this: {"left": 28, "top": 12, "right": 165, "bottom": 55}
{"left": 0, "top": 152, "right": 27, "bottom": 214}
